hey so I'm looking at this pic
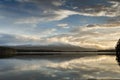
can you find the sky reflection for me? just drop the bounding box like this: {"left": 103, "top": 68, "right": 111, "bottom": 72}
{"left": 0, "top": 55, "right": 120, "bottom": 80}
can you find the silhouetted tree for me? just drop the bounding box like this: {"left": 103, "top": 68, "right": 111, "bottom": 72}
{"left": 116, "top": 39, "right": 120, "bottom": 65}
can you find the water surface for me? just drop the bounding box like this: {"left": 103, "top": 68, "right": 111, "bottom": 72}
{"left": 0, "top": 53, "right": 120, "bottom": 80}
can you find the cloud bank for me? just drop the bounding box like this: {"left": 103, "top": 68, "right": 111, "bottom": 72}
{"left": 1, "top": 21, "right": 120, "bottom": 49}
{"left": 0, "top": 0, "right": 120, "bottom": 49}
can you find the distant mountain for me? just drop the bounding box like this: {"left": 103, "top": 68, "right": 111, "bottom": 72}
{"left": 11, "top": 43, "right": 96, "bottom": 52}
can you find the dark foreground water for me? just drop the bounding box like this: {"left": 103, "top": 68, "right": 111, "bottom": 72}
{"left": 0, "top": 53, "right": 120, "bottom": 80}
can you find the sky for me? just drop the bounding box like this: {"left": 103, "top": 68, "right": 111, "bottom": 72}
{"left": 0, "top": 0, "right": 120, "bottom": 49}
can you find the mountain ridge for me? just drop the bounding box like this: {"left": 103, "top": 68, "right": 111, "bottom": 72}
{"left": 11, "top": 44, "right": 96, "bottom": 52}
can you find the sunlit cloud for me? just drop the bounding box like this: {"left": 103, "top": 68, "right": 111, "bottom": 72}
{"left": 1, "top": 22, "right": 120, "bottom": 49}
{"left": 57, "top": 23, "right": 69, "bottom": 28}
{"left": 1, "top": 21, "right": 120, "bottom": 49}
{"left": 0, "top": 0, "right": 120, "bottom": 49}
{"left": 14, "top": 10, "right": 80, "bottom": 25}
{"left": 47, "top": 22, "right": 120, "bottom": 49}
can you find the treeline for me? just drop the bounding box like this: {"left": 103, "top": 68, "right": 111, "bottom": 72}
{"left": 17, "top": 49, "right": 97, "bottom": 52}
{"left": 0, "top": 46, "right": 16, "bottom": 58}
{"left": 17, "top": 49, "right": 62, "bottom": 52}
{"left": 97, "top": 49, "right": 115, "bottom": 52}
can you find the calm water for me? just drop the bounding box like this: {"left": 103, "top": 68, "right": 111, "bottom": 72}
{"left": 0, "top": 53, "right": 120, "bottom": 80}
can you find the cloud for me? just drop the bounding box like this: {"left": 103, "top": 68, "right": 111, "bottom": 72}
{"left": 0, "top": 33, "right": 44, "bottom": 45}
{"left": 1, "top": 0, "right": 119, "bottom": 25}
{"left": 0, "top": 0, "right": 64, "bottom": 24}
{"left": 85, "top": 22, "right": 120, "bottom": 28}
{"left": 0, "top": 16, "right": 4, "bottom": 19}
{"left": 15, "top": 9, "right": 80, "bottom": 24}
{"left": 15, "top": 17, "right": 41, "bottom": 24}
{"left": 14, "top": 0, "right": 63, "bottom": 11}
{"left": 0, "top": 28, "right": 58, "bottom": 46}
{"left": 52, "top": 1, "right": 63, "bottom": 6}
{"left": 57, "top": 23, "right": 69, "bottom": 28}
{"left": 77, "top": 0, "right": 120, "bottom": 17}
{"left": 39, "top": 28, "right": 57, "bottom": 37}
{"left": 1, "top": 22, "right": 120, "bottom": 49}
{"left": 0, "top": 0, "right": 120, "bottom": 49}
{"left": 76, "top": 0, "right": 120, "bottom": 17}
{"left": 15, "top": 0, "right": 119, "bottom": 25}
{"left": 78, "top": 2, "right": 120, "bottom": 17}
{"left": 47, "top": 22, "right": 120, "bottom": 49}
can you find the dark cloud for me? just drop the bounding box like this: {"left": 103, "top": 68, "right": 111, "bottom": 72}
{"left": 0, "top": 0, "right": 119, "bottom": 21}
{"left": 85, "top": 22, "right": 120, "bottom": 28}
{"left": 109, "top": 0, "right": 120, "bottom": 2}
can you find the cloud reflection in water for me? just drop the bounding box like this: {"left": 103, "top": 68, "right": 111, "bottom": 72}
{"left": 0, "top": 55, "right": 120, "bottom": 80}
